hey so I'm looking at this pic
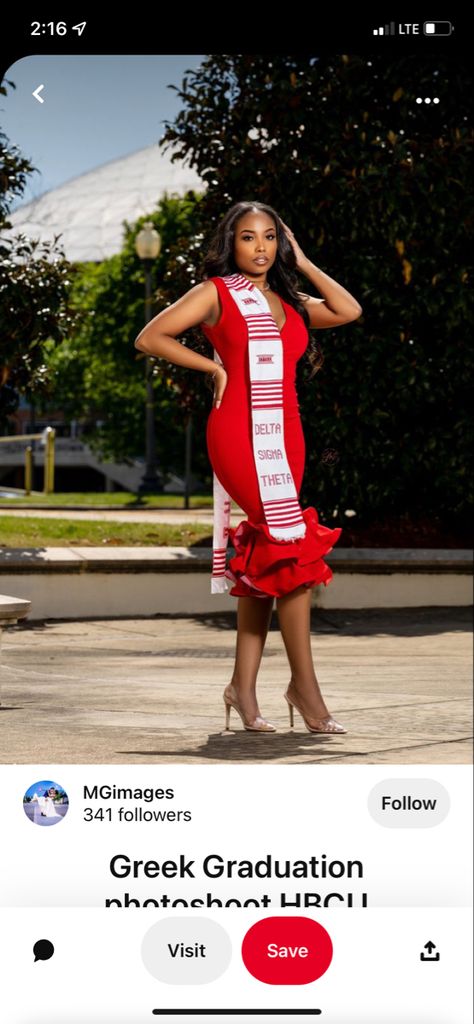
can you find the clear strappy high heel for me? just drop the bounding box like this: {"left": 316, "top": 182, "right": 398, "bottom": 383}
{"left": 284, "top": 688, "right": 347, "bottom": 734}
{"left": 223, "top": 685, "right": 277, "bottom": 732}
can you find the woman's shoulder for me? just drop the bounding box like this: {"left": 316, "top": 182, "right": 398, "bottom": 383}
{"left": 200, "top": 276, "right": 228, "bottom": 298}
{"left": 200, "top": 277, "right": 230, "bottom": 330}
{"left": 204, "top": 275, "right": 228, "bottom": 290}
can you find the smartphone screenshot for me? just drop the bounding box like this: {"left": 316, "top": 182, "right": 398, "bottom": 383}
{"left": 0, "top": 14, "right": 472, "bottom": 1023}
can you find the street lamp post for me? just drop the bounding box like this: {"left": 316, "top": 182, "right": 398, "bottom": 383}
{"left": 135, "top": 221, "right": 163, "bottom": 494}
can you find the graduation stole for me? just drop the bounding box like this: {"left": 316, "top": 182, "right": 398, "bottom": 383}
{"left": 211, "top": 273, "right": 306, "bottom": 594}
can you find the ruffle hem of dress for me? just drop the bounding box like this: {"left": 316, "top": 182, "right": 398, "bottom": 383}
{"left": 224, "top": 506, "right": 342, "bottom": 598}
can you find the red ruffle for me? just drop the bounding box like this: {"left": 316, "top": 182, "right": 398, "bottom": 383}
{"left": 225, "top": 506, "right": 342, "bottom": 598}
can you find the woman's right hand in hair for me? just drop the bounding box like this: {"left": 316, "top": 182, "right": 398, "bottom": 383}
{"left": 212, "top": 364, "right": 228, "bottom": 409}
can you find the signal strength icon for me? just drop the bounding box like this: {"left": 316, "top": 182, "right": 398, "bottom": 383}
{"left": 373, "top": 23, "right": 397, "bottom": 34}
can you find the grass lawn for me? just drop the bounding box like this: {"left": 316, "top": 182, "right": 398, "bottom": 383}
{"left": 0, "top": 491, "right": 213, "bottom": 508}
{"left": 0, "top": 515, "right": 213, "bottom": 548}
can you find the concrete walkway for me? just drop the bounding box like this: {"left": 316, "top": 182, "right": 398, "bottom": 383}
{"left": 1, "top": 607, "right": 471, "bottom": 765}
{"left": 0, "top": 506, "right": 219, "bottom": 524}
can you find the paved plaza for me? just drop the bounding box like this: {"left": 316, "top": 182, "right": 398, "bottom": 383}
{"left": 0, "top": 607, "right": 471, "bottom": 765}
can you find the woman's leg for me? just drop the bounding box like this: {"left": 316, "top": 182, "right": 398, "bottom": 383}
{"left": 226, "top": 595, "right": 274, "bottom": 719}
{"left": 276, "top": 585, "right": 332, "bottom": 723}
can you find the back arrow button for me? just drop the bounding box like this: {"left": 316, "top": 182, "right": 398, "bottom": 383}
{"left": 32, "top": 85, "right": 45, "bottom": 104}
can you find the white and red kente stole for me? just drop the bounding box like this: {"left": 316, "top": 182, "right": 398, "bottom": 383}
{"left": 211, "top": 273, "right": 306, "bottom": 594}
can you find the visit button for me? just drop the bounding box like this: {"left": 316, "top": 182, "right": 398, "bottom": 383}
{"left": 242, "top": 916, "right": 333, "bottom": 985}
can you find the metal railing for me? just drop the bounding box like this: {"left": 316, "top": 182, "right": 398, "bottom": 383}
{"left": 0, "top": 427, "right": 55, "bottom": 494}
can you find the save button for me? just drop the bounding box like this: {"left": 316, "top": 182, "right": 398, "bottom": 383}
{"left": 242, "top": 916, "right": 333, "bottom": 985}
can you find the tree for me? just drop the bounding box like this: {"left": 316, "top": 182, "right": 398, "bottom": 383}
{"left": 0, "top": 79, "right": 82, "bottom": 431}
{"left": 152, "top": 53, "right": 473, "bottom": 528}
{"left": 43, "top": 191, "right": 212, "bottom": 479}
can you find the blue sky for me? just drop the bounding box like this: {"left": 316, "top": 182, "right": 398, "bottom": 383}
{"left": 1, "top": 55, "right": 206, "bottom": 209}
{"left": 24, "top": 781, "right": 67, "bottom": 799}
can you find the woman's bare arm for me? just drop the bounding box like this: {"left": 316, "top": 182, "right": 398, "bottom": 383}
{"left": 297, "top": 259, "right": 363, "bottom": 329}
{"left": 134, "top": 280, "right": 219, "bottom": 376}
{"left": 134, "top": 280, "right": 228, "bottom": 407}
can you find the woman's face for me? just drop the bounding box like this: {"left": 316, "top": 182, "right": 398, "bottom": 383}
{"left": 233, "top": 211, "right": 278, "bottom": 280}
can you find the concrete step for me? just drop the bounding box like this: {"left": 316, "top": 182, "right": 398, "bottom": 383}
{"left": 0, "top": 547, "right": 471, "bottom": 617}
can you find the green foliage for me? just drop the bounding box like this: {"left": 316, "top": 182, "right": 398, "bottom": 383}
{"left": 154, "top": 53, "right": 473, "bottom": 528}
{"left": 0, "top": 80, "right": 82, "bottom": 426}
{"left": 0, "top": 80, "right": 34, "bottom": 223}
{"left": 43, "top": 193, "right": 211, "bottom": 477}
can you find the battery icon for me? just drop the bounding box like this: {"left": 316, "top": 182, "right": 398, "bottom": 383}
{"left": 424, "top": 21, "right": 453, "bottom": 35}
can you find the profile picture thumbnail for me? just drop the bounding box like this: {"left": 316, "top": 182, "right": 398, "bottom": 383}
{"left": 23, "top": 781, "right": 69, "bottom": 826}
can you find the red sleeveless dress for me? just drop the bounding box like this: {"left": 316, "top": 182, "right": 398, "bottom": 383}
{"left": 200, "top": 276, "right": 342, "bottom": 598}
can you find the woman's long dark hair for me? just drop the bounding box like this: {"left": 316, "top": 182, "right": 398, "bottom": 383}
{"left": 199, "top": 200, "right": 324, "bottom": 378}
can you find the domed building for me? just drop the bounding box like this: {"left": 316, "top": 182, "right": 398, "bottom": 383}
{"left": 3, "top": 142, "right": 205, "bottom": 262}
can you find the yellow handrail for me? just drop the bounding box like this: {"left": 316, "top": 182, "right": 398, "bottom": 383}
{"left": 0, "top": 427, "right": 56, "bottom": 494}
{"left": 24, "top": 446, "right": 33, "bottom": 494}
{"left": 0, "top": 433, "right": 43, "bottom": 442}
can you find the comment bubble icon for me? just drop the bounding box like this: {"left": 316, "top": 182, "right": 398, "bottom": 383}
{"left": 33, "top": 939, "right": 54, "bottom": 962}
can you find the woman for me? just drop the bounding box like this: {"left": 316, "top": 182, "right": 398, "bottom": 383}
{"left": 31, "top": 787, "right": 61, "bottom": 821}
{"left": 135, "top": 201, "right": 362, "bottom": 735}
